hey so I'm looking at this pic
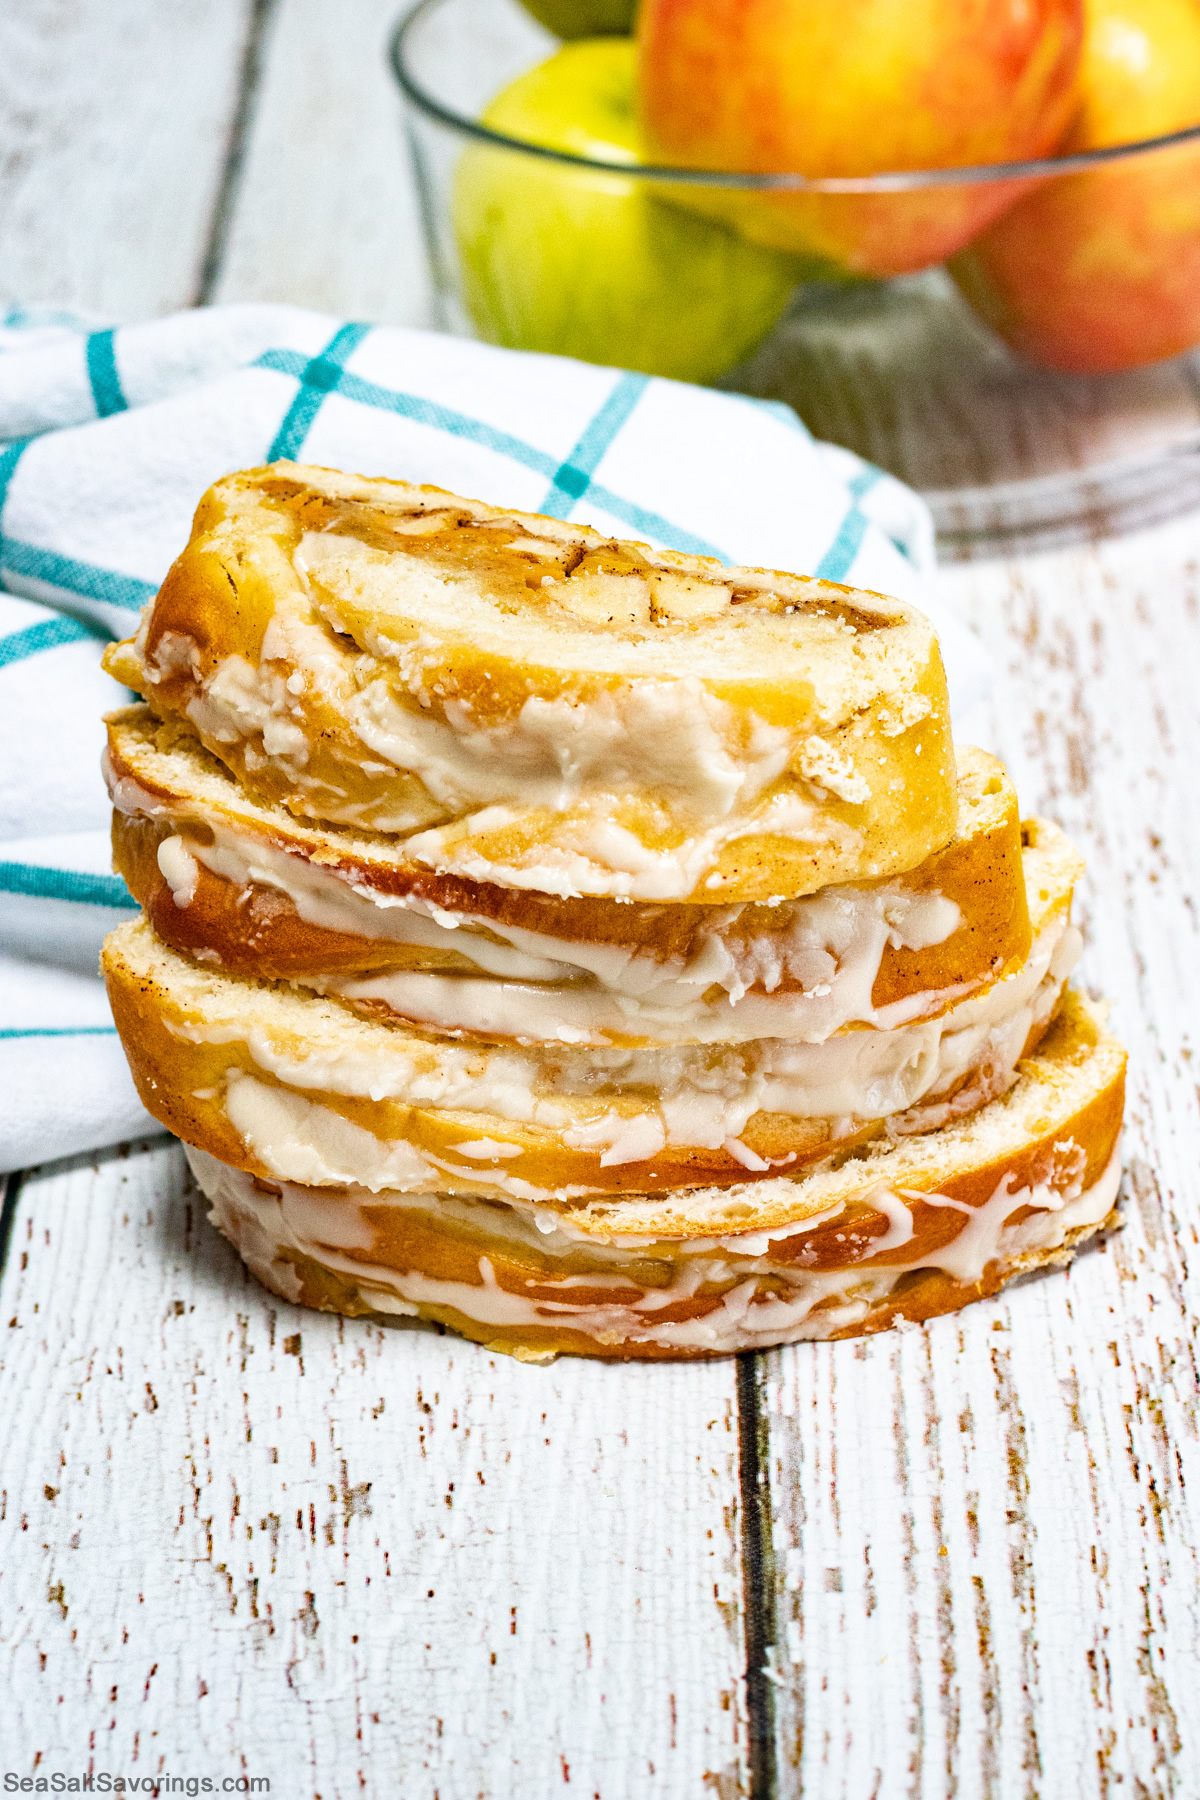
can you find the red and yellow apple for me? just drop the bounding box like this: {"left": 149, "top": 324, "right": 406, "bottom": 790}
{"left": 452, "top": 39, "right": 809, "bottom": 382}
{"left": 636, "top": 0, "right": 1084, "bottom": 277}
{"left": 949, "top": 0, "right": 1200, "bottom": 372}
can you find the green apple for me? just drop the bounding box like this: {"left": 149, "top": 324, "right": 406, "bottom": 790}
{"left": 516, "top": 0, "right": 636, "bottom": 38}
{"left": 452, "top": 39, "right": 807, "bottom": 384}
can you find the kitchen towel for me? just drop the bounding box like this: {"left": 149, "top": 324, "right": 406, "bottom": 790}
{"left": 0, "top": 300, "right": 987, "bottom": 1175}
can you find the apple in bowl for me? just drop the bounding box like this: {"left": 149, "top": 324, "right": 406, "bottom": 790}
{"left": 452, "top": 38, "right": 811, "bottom": 382}
{"left": 636, "top": 0, "right": 1084, "bottom": 277}
{"left": 949, "top": 0, "right": 1200, "bottom": 372}
{"left": 515, "top": 0, "right": 636, "bottom": 37}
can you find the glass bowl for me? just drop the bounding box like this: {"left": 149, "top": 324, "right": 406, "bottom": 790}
{"left": 391, "top": 0, "right": 1200, "bottom": 554}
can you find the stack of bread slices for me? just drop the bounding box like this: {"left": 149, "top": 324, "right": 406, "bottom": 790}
{"left": 100, "top": 462, "right": 1125, "bottom": 1360}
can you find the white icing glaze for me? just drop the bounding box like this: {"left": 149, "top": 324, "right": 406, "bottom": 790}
{"left": 862, "top": 1184, "right": 916, "bottom": 1256}
{"left": 296, "top": 529, "right": 801, "bottom": 820}
{"left": 150, "top": 669, "right": 875, "bottom": 901}
{"left": 153, "top": 529, "right": 884, "bottom": 895}
{"left": 187, "top": 653, "right": 312, "bottom": 763}
{"left": 111, "top": 784, "right": 965, "bottom": 1042}
{"left": 912, "top": 1137, "right": 1098, "bottom": 1282}
{"left": 175, "top": 914, "right": 1073, "bottom": 1190}
{"left": 344, "top": 668, "right": 791, "bottom": 824}
{"left": 101, "top": 746, "right": 168, "bottom": 821}
{"left": 449, "top": 1137, "right": 524, "bottom": 1160}
{"left": 186, "top": 1138, "right": 1123, "bottom": 1355}
{"left": 223, "top": 1074, "right": 443, "bottom": 1192}
{"left": 322, "top": 886, "right": 965, "bottom": 1045}
{"left": 156, "top": 835, "right": 199, "bottom": 908}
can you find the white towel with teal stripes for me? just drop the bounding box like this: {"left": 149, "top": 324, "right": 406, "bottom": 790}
{"left": 0, "top": 301, "right": 987, "bottom": 1175}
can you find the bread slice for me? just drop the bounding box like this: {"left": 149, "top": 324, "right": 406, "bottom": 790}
{"left": 102, "top": 849, "right": 1079, "bottom": 1199}
{"left": 107, "top": 705, "right": 1034, "bottom": 1046}
{"left": 102, "top": 462, "right": 956, "bottom": 901}
{"left": 183, "top": 991, "right": 1126, "bottom": 1358}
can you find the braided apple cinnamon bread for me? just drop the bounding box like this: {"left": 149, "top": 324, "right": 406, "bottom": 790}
{"left": 102, "top": 462, "right": 956, "bottom": 902}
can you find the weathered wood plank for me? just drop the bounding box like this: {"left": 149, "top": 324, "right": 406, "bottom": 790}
{"left": 210, "top": 0, "right": 433, "bottom": 327}
{"left": 0, "top": 0, "right": 253, "bottom": 319}
{"left": 0, "top": 1140, "right": 749, "bottom": 1796}
{"left": 761, "top": 514, "right": 1200, "bottom": 1795}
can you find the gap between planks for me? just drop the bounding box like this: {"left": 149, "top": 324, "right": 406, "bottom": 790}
{"left": 0, "top": 0, "right": 254, "bottom": 319}
{"left": 0, "top": 1169, "right": 22, "bottom": 1284}
{"left": 193, "top": 0, "right": 281, "bottom": 308}
{"left": 738, "top": 1353, "right": 780, "bottom": 1800}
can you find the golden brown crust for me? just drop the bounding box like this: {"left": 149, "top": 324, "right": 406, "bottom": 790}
{"left": 186, "top": 1000, "right": 1125, "bottom": 1357}
{"left": 108, "top": 708, "right": 1033, "bottom": 1018}
{"left": 102, "top": 462, "right": 957, "bottom": 901}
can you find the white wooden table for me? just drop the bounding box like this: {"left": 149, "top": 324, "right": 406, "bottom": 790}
{"left": 3, "top": 5, "right": 1199, "bottom": 1793}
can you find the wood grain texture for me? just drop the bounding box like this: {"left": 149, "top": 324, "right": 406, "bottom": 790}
{"left": 0, "top": 1140, "right": 749, "bottom": 1795}
{"left": 210, "top": 0, "right": 433, "bottom": 327}
{"left": 0, "top": 0, "right": 253, "bottom": 319}
{"left": 762, "top": 513, "right": 1200, "bottom": 1795}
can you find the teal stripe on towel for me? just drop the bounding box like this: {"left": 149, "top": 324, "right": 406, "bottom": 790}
{"left": 848, "top": 465, "right": 884, "bottom": 501}
{"left": 266, "top": 323, "right": 372, "bottom": 461}
{"left": 584, "top": 484, "right": 725, "bottom": 561}
{"left": 0, "top": 1026, "right": 118, "bottom": 1039}
{"left": 85, "top": 330, "right": 127, "bottom": 418}
{"left": 0, "top": 437, "right": 31, "bottom": 541}
{"left": 0, "top": 306, "right": 89, "bottom": 335}
{"left": 0, "top": 541, "right": 156, "bottom": 612}
{"left": 814, "top": 505, "right": 870, "bottom": 584}
{"left": 540, "top": 372, "right": 648, "bottom": 517}
{"left": 256, "top": 348, "right": 561, "bottom": 478}
{"left": 0, "top": 862, "right": 135, "bottom": 908}
{"left": 254, "top": 352, "right": 725, "bottom": 558}
{"left": 0, "top": 616, "right": 99, "bottom": 669}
